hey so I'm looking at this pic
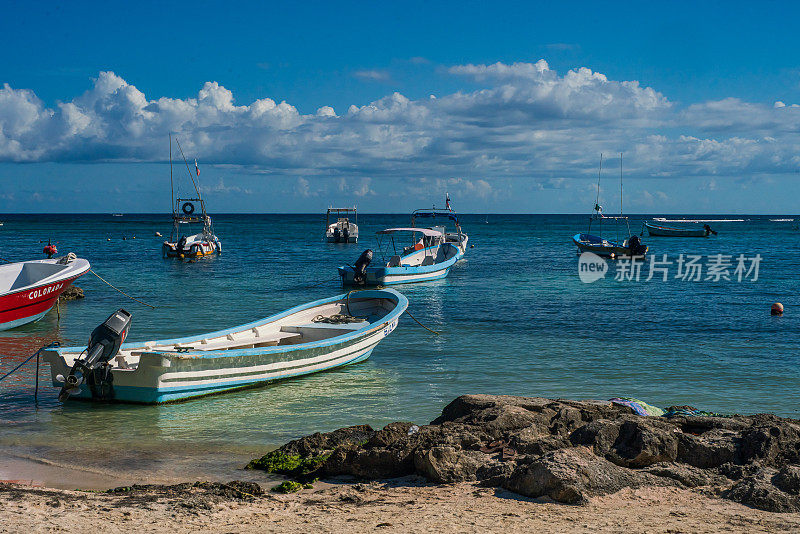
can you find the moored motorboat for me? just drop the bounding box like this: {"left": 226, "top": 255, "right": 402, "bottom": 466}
{"left": 339, "top": 227, "right": 462, "bottom": 286}
{"left": 0, "top": 255, "right": 90, "bottom": 331}
{"left": 411, "top": 193, "right": 468, "bottom": 254}
{"left": 161, "top": 135, "right": 222, "bottom": 259}
{"left": 42, "top": 289, "right": 407, "bottom": 404}
{"left": 572, "top": 154, "right": 647, "bottom": 258}
{"left": 644, "top": 222, "right": 715, "bottom": 237}
{"left": 326, "top": 207, "right": 359, "bottom": 243}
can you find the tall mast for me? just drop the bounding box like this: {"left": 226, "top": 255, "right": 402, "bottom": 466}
{"left": 594, "top": 153, "right": 603, "bottom": 214}
{"left": 619, "top": 152, "right": 623, "bottom": 215}
{"left": 169, "top": 133, "right": 175, "bottom": 216}
{"left": 174, "top": 137, "right": 203, "bottom": 203}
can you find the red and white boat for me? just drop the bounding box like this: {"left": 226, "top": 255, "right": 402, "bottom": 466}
{"left": 0, "top": 256, "right": 90, "bottom": 331}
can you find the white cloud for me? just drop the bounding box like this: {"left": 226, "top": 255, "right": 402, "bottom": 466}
{"left": 1, "top": 62, "right": 800, "bottom": 189}
{"left": 353, "top": 69, "right": 392, "bottom": 82}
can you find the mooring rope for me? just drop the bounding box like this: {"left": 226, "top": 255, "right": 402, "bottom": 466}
{"left": 404, "top": 309, "right": 440, "bottom": 335}
{"left": 345, "top": 287, "right": 440, "bottom": 335}
{"left": 88, "top": 269, "right": 156, "bottom": 309}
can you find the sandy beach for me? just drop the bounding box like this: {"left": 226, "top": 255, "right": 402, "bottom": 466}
{"left": 2, "top": 477, "right": 800, "bottom": 533}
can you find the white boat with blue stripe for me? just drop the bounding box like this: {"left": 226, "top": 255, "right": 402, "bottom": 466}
{"left": 42, "top": 289, "right": 407, "bottom": 404}
{"left": 339, "top": 227, "right": 464, "bottom": 286}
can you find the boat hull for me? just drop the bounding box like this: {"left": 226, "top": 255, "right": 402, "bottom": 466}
{"left": 0, "top": 259, "right": 90, "bottom": 331}
{"left": 42, "top": 289, "right": 407, "bottom": 404}
{"left": 163, "top": 237, "right": 221, "bottom": 258}
{"left": 326, "top": 235, "right": 358, "bottom": 243}
{"left": 572, "top": 234, "right": 647, "bottom": 258}
{"left": 645, "top": 223, "right": 709, "bottom": 237}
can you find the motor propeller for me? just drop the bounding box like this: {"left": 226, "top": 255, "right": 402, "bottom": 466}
{"left": 57, "top": 309, "right": 132, "bottom": 402}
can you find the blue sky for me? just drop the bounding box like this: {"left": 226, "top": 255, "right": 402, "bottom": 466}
{"left": 2, "top": 1, "right": 800, "bottom": 213}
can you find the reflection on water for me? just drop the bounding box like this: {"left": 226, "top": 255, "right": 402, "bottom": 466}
{"left": 1, "top": 214, "right": 799, "bottom": 480}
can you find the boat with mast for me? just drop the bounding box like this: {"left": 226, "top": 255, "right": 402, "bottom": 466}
{"left": 162, "top": 135, "right": 221, "bottom": 259}
{"left": 572, "top": 154, "right": 648, "bottom": 258}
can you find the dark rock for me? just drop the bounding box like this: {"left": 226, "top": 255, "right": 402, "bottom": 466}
{"left": 572, "top": 418, "right": 678, "bottom": 468}
{"left": 59, "top": 285, "right": 84, "bottom": 301}
{"left": 773, "top": 465, "right": 800, "bottom": 495}
{"left": 676, "top": 428, "right": 738, "bottom": 468}
{"left": 643, "top": 462, "right": 726, "bottom": 488}
{"left": 739, "top": 417, "right": 800, "bottom": 466}
{"left": 413, "top": 446, "right": 487, "bottom": 483}
{"left": 249, "top": 394, "right": 800, "bottom": 513}
{"left": 502, "top": 447, "right": 658, "bottom": 504}
{"left": 276, "top": 425, "right": 375, "bottom": 457}
{"left": 724, "top": 467, "right": 800, "bottom": 513}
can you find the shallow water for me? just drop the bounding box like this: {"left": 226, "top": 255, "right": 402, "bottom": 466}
{"left": 0, "top": 214, "right": 798, "bottom": 479}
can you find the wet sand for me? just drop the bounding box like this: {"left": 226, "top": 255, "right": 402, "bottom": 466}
{"left": 2, "top": 477, "right": 799, "bottom": 533}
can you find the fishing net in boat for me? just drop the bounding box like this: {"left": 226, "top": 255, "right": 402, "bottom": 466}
{"left": 312, "top": 314, "right": 365, "bottom": 324}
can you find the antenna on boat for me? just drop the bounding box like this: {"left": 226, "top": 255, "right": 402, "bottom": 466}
{"left": 619, "top": 152, "right": 623, "bottom": 216}
{"left": 169, "top": 133, "right": 175, "bottom": 216}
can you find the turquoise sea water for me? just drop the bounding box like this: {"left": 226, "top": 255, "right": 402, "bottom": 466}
{"left": 0, "top": 214, "right": 798, "bottom": 481}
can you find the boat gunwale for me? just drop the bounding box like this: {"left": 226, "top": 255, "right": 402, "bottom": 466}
{"left": 48, "top": 288, "right": 408, "bottom": 359}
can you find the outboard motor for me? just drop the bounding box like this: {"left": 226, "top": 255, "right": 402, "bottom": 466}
{"left": 177, "top": 235, "right": 188, "bottom": 254}
{"left": 628, "top": 235, "right": 647, "bottom": 256}
{"left": 342, "top": 226, "right": 350, "bottom": 242}
{"left": 353, "top": 249, "right": 373, "bottom": 285}
{"left": 704, "top": 224, "right": 718, "bottom": 236}
{"left": 57, "top": 309, "right": 132, "bottom": 402}
{"left": 333, "top": 227, "right": 341, "bottom": 243}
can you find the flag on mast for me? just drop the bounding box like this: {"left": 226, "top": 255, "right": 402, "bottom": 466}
{"left": 195, "top": 159, "right": 200, "bottom": 176}
{"left": 445, "top": 192, "right": 451, "bottom": 211}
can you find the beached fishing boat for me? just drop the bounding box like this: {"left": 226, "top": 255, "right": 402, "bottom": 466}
{"left": 42, "top": 289, "right": 407, "bottom": 404}
{"left": 162, "top": 135, "right": 221, "bottom": 259}
{"left": 644, "top": 222, "right": 715, "bottom": 237}
{"left": 326, "top": 207, "right": 359, "bottom": 243}
{"left": 339, "top": 227, "right": 462, "bottom": 286}
{"left": 0, "top": 256, "right": 90, "bottom": 331}
{"left": 572, "top": 154, "right": 647, "bottom": 258}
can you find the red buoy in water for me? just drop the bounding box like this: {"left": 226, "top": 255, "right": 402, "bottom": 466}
{"left": 771, "top": 302, "right": 784, "bottom": 316}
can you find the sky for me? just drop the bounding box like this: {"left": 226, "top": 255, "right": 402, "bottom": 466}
{"left": 2, "top": 0, "right": 800, "bottom": 213}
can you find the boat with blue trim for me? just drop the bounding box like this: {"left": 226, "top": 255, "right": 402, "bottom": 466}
{"left": 42, "top": 289, "right": 407, "bottom": 404}
{"left": 338, "top": 227, "right": 463, "bottom": 286}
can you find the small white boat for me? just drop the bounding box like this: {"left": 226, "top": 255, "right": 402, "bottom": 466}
{"left": 326, "top": 207, "right": 359, "bottom": 243}
{"left": 162, "top": 135, "right": 222, "bottom": 259}
{"left": 339, "top": 227, "right": 463, "bottom": 286}
{"left": 42, "top": 289, "right": 407, "bottom": 404}
{"left": 0, "top": 256, "right": 90, "bottom": 331}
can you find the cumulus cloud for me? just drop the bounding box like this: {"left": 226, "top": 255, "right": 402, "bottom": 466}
{"left": 1, "top": 62, "right": 799, "bottom": 187}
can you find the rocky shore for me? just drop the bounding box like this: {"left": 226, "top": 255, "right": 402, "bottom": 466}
{"left": 248, "top": 394, "right": 800, "bottom": 512}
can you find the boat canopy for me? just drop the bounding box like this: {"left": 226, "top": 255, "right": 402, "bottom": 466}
{"left": 377, "top": 227, "right": 443, "bottom": 236}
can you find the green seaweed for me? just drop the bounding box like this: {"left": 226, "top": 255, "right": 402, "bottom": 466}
{"left": 272, "top": 481, "right": 304, "bottom": 493}
{"left": 246, "top": 451, "right": 330, "bottom": 478}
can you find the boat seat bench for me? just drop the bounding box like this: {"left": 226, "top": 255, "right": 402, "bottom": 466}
{"left": 126, "top": 332, "right": 303, "bottom": 354}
